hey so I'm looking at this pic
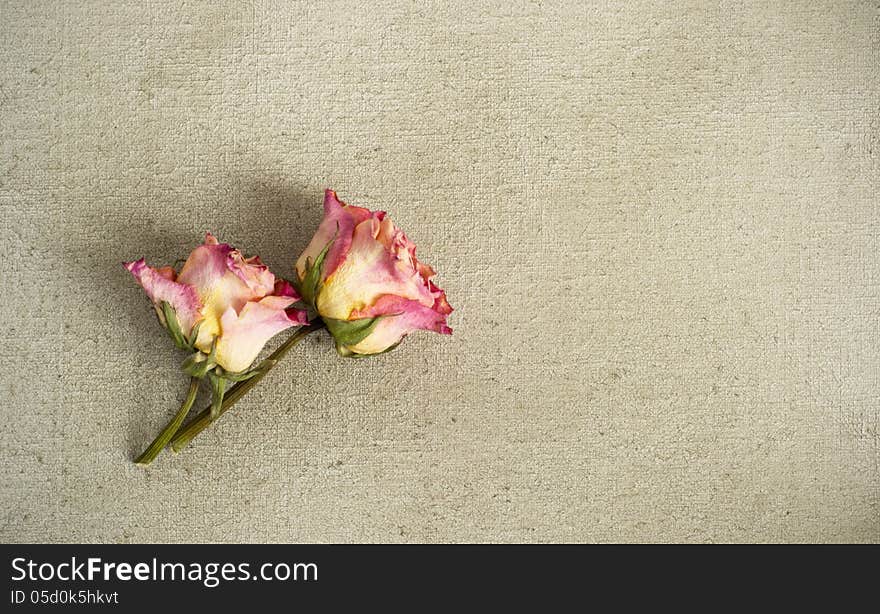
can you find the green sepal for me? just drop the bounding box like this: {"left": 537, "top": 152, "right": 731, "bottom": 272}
{"left": 208, "top": 371, "right": 226, "bottom": 419}
{"left": 160, "top": 301, "right": 202, "bottom": 351}
{"left": 213, "top": 364, "right": 265, "bottom": 383}
{"left": 186, "top": 319, "right": 203, "bottom": 349}
{"left": 161, "top": 301, "right": 188, "bottom": 350}
{"left": 324, "top": 315, "right": 399, "bottom": 356}
{"left": 335, "top": 344, "right": 356, "bottom": 357}
{"left": 299, "top": 229, "right": 338, "bottom": 308}
{"left": 181, "top": 341, "right": 217, "bottom": 378}
{"left": 219, "top": 370, "right": 261, "bottom": 383}
{"left": 336, "top": 338, "right": 402, "bottom": 358}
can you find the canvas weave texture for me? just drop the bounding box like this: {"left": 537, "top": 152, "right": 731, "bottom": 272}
{"left": 0, "top": 0, "right": 877, "bottom": 542}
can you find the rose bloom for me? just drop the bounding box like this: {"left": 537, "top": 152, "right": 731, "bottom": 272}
{"left": 125, "top": 233, "right": 307, "bottom": 372}
{"left": 296, "top": 189, "right": 452, "bottom": 356}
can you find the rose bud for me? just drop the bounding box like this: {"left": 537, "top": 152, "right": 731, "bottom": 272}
{"left": 296, "top": 189, "right": 452, "bottom": 356}
{"left": 125, "top": 233, "right": 308, "bottom": 374}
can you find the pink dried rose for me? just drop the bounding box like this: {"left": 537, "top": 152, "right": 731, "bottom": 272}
{"left": 125, "top": 233, "right": 307, "bottom": 373}
{"left": 125, "top": 233, "right": 307, "bottom": 465}
{"left": 296, "top": 189, "right": 453, "bottom": 356}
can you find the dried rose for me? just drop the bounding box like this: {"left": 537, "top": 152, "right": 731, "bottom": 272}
{"left": 296, "top": 190, "right": 452, "bottom": 356}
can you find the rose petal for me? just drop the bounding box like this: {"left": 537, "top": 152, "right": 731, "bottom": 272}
{"left": 177, "top": 234, "right": 280, "bottom": 351}
{"left": 345, "top": 295, "right": 453, "bottom": 355}
{"left": 124, "top": 259, "right": 203, "bottom": 334}
{"left": 317, "top": 216, "right": 437, "bottom": 320}
{"left": 273, "top": 278, "right": 300, "bottom": 300}
{"left": 213, "top": 297, "right": 301, "bottom": 373}
{"left": 176, "top": 233, "right": 233, "bottom": 294}
{"left": 229, "top": 252, "right": 276, "bottom": 297}
{"left": 295, "top": 189, "right": 372, "bottom": 282}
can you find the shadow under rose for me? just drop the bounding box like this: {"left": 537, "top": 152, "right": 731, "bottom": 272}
{"left": 224, "top": 174, "right": 325, "bottom": 272}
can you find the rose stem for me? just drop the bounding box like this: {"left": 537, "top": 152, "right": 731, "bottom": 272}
{"left": 169, "top": 321, "right": 324, "bottom": 453}
{"left": 134, "top": 376, "right": 200, "bottom": 466}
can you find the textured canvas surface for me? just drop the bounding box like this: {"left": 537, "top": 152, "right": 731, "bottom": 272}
{"left": 0, "top": 0, "right": 877, "bottom": 543}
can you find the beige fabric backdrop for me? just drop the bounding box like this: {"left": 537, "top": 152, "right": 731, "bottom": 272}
{"left": 0, "top": 0, "right": 877, "bottom": 543}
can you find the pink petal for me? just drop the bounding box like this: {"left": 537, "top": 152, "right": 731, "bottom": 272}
{"left": 273, "top": 278, "right": 301, "bottom": 300}
{"left": 229, "top": 252, "right": 276, "bottom": 297}
{"left": 258, "top": 294, "right": 297, "bottom": 310}
{"left": 213, "top": 297, "right": 301, "bottom": 373}
{"left": 295, "top": 189, "right": 372, "bottom": 282}
{"left": 177, "top": 232, "right": 274, "bottom": 301}
{"left": 124, "top": 259, "right": 203, "bottom": 334}
{"left": 346, "top": 295, "right": 452, "bottom": 355}
{"left": 270, "top": 279, "right": 307, "bottom": 323}
{"left": 177, "top": 234, "right": 282, "bottom": 349}
{"left": 286, "top": 307, "right": 309, "bottom": 325}
{"left": 317, "top": 216, "right": 438, "bottom": 320}
{"left": 176, "top": 234, "right": 234, "bottom": 296}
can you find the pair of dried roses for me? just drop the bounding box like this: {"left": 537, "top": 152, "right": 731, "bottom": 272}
{"left": 125, "top": 190, "right": 453, "bottom": 465}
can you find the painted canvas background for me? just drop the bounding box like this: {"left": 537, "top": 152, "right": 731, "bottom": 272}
{"left": 0, "top": 1, "right": 877, "bottom": 542}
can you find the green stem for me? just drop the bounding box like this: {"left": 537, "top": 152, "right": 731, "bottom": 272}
{"left": 209, "top": 373, "right": 226, "bottom": 419}
{"left": 169, "top": 322, "right": 325, "bottom": 453}
{"left": 135, "top": 377, "right": 200, "bottom": 466}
